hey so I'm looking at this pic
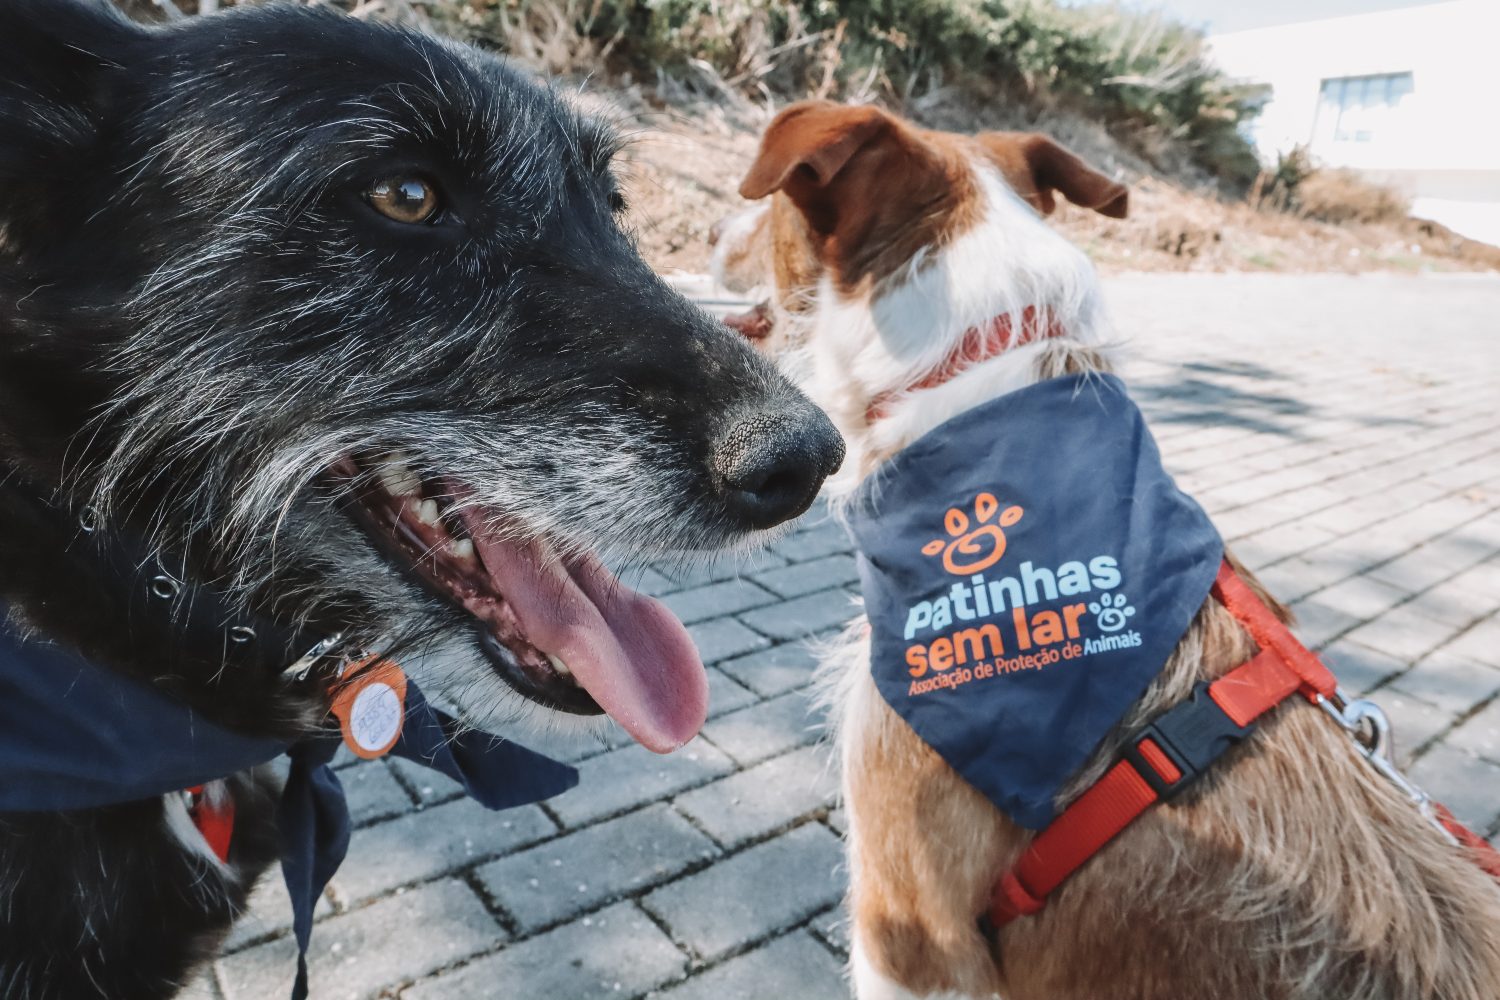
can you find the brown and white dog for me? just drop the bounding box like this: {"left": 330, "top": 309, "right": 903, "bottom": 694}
{"left": 712, "top": 101, "right": 1500, "bottom": 1000}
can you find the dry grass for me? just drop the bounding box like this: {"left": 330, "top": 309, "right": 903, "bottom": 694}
{"left": 1293, "top": 170, "right": 1410, "bottom": 227}
{"left": 589, "top": 88, "right": 1500, "bottom": 277}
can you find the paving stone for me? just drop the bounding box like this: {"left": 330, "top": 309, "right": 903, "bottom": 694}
{"left": 674, "top": 745, "right": 839, "bottom": 847}
{"left": 1433, "top": 616, "right": 1500, "bottom": 670}
{"left": 223, "top": 868, "right": 334, "bottom": 953}
{"left": 333, "top": 797, "right": 557, "bottom": 906}
{"left": 1448, "top": 560, "right": 1500, "bottom": 603}
{"left": 654, "top": 931, "right": 848, "bottom": 1000}
{"left": 774, "top": 519, "right": 853, "bottom": 563}
{"left": 340, "top": 760, "right": 414, "bottom": 827}
{"left": 403, "top": 903, "right": 686, "bottom": 1000}
{"left": 706, "top": 666, "right": 760, "bottom": 719}
{"left": 1231, "top": 521, "right": 1341, "bottom": 571}
{"left": 387, "top": 754, "right": 465, "bottom": 806}
{"left": 621, "top": 565, "right": 676, "bottom": 598}
{"left": 1388, "top": 649, "right": 1500, "bottom": 716}
{"left": 477, "top": 805, "right": 718, "bottom": 932}
{"left": 548, "top": 739, "right": 735, "bottom": 828}
{"left": 1307, "top": 574, "right": 1412, "bottom": 622}
{"left": 1403, "top": 578, "right": 1500, "bottom": 629}
{"left": 642, "top": 823, "right": 846, "bottom": 962}
{"left": 826, "top": 808, "right": 848, "bottom": 836}
{"left": 178, "top": 974, "right": 221, "bottom": 1000}
{"left": 1407, "top": 744, "right": 1500, "bottom": 833}
{"left": 754, "top": 554, "right": 861, "bottom": 598}
{"left": 814, "top": 907, "right": 851, "bottom": 958}
{"left": 1319, "top": 640, "right": 1408, "bottom": 696}
{"left": 1369, "top": 543, "right": 1480, "bottom": 593}
{"left": 665, "top": 551, "right": 790, "bottom": 590}
{"left": 217, "top": 880, "right": 497, "bottom": 1000}
{"left": 738, "top": 589, "right": 858, "bottom": 641}
{"left": 1252, "top": 559, "right": 1329, "bottom": 604}
{"left": 1446, "top": 698, "right": 1500, "bottom": 763}
{"left": 1370, "top": 691, "right": 1455, "bottom": 765}
{"left": 501, "top": 724, "right": 621, "bottom": 766}
{"left": 701, "top": 690, "right": 827, "bottom": 765}
{"left": 1286, "top": 598, "right": 1363, "bottom": 650}
{"left": 717, "top": 641, "right": 821, "bottom": 697}
{"left": 663, "top": 579, "right": 779, "bottom": 626}
{"left": 1340, "top": 605, "right": 1464, "bottom": 664}
{"left": 690, "top": 617, "right": 772, "bottom": 664}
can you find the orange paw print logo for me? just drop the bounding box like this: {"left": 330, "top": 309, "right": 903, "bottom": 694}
{"left": 922, "top": 492, "right": 1024, "bottom": 575}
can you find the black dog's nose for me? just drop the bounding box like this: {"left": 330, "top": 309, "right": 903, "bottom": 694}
{"left": 715, "top": 406, "right": 845, "bottom": 530}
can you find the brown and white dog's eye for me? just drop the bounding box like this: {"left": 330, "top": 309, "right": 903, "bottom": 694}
{"left": 365, "top": 176, "right": 440, "bottom": 224}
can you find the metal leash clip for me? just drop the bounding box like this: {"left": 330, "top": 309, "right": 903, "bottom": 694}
{"left": 1315, "top": 686, "right": 1459, "bottom": 846}
{"left": 281, "top": 632, "right": 347, "bottom": 682}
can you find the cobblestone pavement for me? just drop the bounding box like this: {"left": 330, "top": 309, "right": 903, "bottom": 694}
{"left": 205, "top": 273, "right": 1500, "bottom": 999}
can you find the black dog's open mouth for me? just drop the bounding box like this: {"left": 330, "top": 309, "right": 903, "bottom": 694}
{"left": 332, "top": 453, "right": 707, "bottom": 753}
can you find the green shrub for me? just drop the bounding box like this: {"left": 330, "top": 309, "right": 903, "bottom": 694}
{"left": 125, "top": 0, "right": 1267, "bottom": 190}
{"left": 425, "top": 0, "right": 1264, "bottom": 189}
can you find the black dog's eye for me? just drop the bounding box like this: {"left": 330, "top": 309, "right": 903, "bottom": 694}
{"left": 365, "top": 176, "right": 441, "bottom": 225}
{"left": 608, "top": 189, "right": 627, "bottom": 214}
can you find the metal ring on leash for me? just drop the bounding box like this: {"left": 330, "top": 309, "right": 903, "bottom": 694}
{"left": 1316, "top": 687, "right": 1458, "bottom": 846}
{"left": 149, "top": 574, "right": 182, "bottom": 601}
{"left": 78, "top": 505, "right": 102, "bottom": 535}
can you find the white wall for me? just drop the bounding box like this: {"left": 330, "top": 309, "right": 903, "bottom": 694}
{"left": 1209, "top": 0, "right": 1500, "bottom": 246}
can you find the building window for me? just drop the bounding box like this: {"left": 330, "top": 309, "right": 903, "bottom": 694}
{"left": 1315, "top": 72, "right": 1414, "bottom": 145}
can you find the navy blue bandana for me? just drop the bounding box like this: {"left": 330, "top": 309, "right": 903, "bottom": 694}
{"left": 0, "top": 610, "right": 577, "bottom": 999}
{"left": 847, "top": 374, "right": 1222, "bottom": 830}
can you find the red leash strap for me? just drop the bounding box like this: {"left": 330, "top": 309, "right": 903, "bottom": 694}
{"left": 1436, "top": 803, "right": 1500, "bottom": 880}
{"left": 185, "top": 783, "right": 236, "bottom": 864}
{"left": 990, "top": 561, "right": 1337, "bottom": 927}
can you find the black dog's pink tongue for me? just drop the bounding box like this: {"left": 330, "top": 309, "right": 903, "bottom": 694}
{"left": 466, "top": 526, "right": 707, "bottom": 753}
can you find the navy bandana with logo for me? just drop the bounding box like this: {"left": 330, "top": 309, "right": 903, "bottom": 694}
{"left": 847, "top": 373, "right": 1222, "bottom": 830}
{"left": 0, "top": 607, "right": 576, "bottom": 1000}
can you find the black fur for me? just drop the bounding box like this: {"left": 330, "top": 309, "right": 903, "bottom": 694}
{"left": 0, "top": 2, "right": 842, "bottom": 996}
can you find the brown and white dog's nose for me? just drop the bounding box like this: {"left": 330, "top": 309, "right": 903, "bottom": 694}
{"left": 713, "top": 405, "right": 845, "bottom": 530}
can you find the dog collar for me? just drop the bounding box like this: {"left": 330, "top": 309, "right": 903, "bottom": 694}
{"left": 864, "top": 305, "right": 1066, "bottom": 424}
{"left": 848, "top": 373, "right": 1224, "bottom": 829}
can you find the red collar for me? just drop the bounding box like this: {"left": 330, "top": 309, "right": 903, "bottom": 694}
{"left": 864, "top": 305, "right": 1066, "bottom": 424}
{"left": 987, "top": 560, "right": 1500, "bottom": 928}
{"left": 184, "top": 782, "right": 235, "bottom": 863}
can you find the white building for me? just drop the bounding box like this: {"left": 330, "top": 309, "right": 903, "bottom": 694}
{"left": 1209, "top": 0, "right": 1500, "bottom": 246}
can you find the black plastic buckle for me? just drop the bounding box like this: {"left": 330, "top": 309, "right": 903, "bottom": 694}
{"left": 1120, "top": 680, "right": 1255, "bottom": 799}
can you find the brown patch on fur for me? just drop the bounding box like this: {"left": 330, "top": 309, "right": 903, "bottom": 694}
{"left": 721, "top": 104, "right": 1132, "bottom": 358}
{"left": 738, "top": 101, "right": 982, "bottom": 297}
{"left": 839, "top": 348, "right": 1500, "bottom": 1000}
{"left": 976, "top": 132, "right": 1130, "bottom": 220}
{"left": 768, "top": 193, "right": 824, "bottom": 312}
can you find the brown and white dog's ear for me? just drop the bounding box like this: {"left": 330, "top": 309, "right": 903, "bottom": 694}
{"left": 740, "top": 102, "right": 891, "bottom": 198}
{"left": 978, "top": 133, "right": 1129, "bottom": 219}
{"left": 738, "top": 101, "right": 912, "bottom": 235}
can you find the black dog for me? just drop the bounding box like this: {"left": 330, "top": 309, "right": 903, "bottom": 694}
{"left": 0, "top": 2, "right": 843, "bottom": 996}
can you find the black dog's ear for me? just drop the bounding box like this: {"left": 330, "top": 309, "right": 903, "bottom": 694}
{"left": 0, "top": 0, "right": 137, "bottom": 178}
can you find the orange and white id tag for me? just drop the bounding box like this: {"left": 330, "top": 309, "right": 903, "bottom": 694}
{"left": 330, "top": 656, "right": 407, "bottom": 759}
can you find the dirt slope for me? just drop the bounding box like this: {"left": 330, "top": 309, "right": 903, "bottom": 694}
{"left": 593, "top": 91, "right": 1500, "bottom": 278}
